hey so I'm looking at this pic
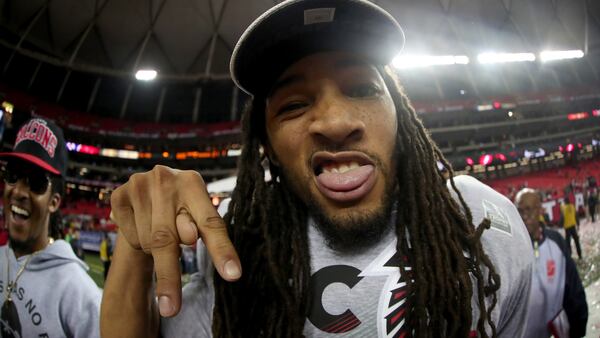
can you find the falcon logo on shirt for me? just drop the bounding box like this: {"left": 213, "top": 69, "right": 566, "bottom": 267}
{"left": 308, "top": 240, "right": 413, "bottom": 337}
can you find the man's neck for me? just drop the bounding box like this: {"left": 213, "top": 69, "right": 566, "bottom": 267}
{"left": 11, "top": 238, "right": 49, "bottom": 258}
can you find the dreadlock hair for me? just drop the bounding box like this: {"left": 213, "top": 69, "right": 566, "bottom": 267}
{"left": 212, "top": 65, "right": 501, "bottom": 338}
{"left": 48, "top": 175, "right": 64, "bottom": 240}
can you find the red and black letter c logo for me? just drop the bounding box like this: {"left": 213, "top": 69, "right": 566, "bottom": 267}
{"left": 307, "top": 265, "right": 363, "bottom": 333}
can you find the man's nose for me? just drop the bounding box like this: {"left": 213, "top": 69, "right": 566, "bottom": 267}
{"left": 307, "top": 88, "right": 365, "bottom": 146}
{"left": 522, "top": 211, "right": 537, "bottom": 220}
{"left": 9, "top": 179, "right": 31, "bottom": 197}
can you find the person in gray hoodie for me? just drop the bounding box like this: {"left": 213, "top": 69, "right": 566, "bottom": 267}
{"left": 0, "top": 117, "right": 101, "bottom": 338}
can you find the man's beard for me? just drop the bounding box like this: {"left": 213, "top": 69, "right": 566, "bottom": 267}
{"left": 4, "top": 212, "right": 44, "bottom": 255}
{"left": 278, "top": 146, "right": 399, "bottom": 253}
{"left": 8, "top": 236, "right": 34, "bottom": 254}
{"left": 307, "top": 182, "right": 396, "bottom": 253}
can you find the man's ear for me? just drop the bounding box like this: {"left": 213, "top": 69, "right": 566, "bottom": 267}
{"left": 48, "top": 192, "right": 62, "bottom": 213}
{"left": 264, "top": 143, "right": 280, "bottom": 167}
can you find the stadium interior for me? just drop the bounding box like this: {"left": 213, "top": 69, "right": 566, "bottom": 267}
{"left": 0, "top": 0, "right": 598, "bottom": 330}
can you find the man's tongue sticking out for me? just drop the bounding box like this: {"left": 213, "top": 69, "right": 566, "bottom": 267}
{"left": 316, "top": 161, "right": 376, "bottom": 202}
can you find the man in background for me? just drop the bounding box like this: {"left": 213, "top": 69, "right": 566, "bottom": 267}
{"left": 516, "top": 188, "right": 587, "bottom": 338}
{"left": 587, "top": 188, "right": 597, "bottom": 223}
{"left": 561, "top": 196, "right": 582, "bottom": 259}
{"left": 99, "top": 232, "right": 111, "bottom": 280}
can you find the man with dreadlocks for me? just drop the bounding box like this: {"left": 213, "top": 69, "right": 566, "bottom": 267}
{"left": 102, "top": 0, "right": 534, "bottom": 337}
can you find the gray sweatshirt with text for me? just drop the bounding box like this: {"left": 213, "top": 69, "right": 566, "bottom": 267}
{"left": 0, "top": 240, "right": 102, "bottom": 338}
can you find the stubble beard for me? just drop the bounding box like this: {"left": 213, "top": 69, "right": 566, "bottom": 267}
{"left": 9, "top": 236, "right": 35, "bottom": 255}
{"left": 4, "top": 212, "right": 48, "bottom": 256}
{"left": 307, "top": 182, "right": 396, "bottom": 253}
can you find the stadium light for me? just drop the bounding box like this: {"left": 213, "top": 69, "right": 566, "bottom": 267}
{"left": 495, "top": 153, "right": 507, "bottom": 162}
{"left": 135, "top": 69, "right": 157, "bottom": 81}
{"left": 477, "top": 52, "right": 535, "bottom": 64}
{"left": 392, "top": 54, "right": 469, "bottom": 69}
{"left": 479, "top": 154, "right": 493, "bottom": 166}
{"left": 567, "top": 112, "right": 589, "bottom": 120}
{"left": 566, "top": 144, "right": 574, "bottom": 152}
{"left": 1, "top": 101, "right": 14, "bottom": 114}
{"left": 540, "top": 50, "right": 584, "bottom": 62}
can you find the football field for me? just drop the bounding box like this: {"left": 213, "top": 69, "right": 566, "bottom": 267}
{"left": 84, "top": 252, "right": 105, "bottom": 288}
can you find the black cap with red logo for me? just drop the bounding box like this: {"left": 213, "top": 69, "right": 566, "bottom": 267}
{"left": 0, "top": 117, "right": 67, "bottom": 177}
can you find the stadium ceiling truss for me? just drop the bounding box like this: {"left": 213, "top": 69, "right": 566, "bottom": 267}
{"left": 0, "top": 0, "right": 598, "bottom": 77}
{"left": 0, "top": 0, "right": 598, "bottom": 121}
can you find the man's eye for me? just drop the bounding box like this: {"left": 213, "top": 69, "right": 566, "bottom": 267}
{"left": 346, "top": 84, "right": 381, "bottom": 98}
{"left": 277, "top": 102, "right": 307, "bottom": 115}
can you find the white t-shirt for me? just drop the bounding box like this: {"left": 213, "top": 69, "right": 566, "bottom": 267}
{"left": 162, "top": 175, "right": 534, "bottom": 337}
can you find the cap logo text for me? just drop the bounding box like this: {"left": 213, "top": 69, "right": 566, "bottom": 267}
{"left": 304, "top": 8, "right": 335, "bottom": 25}
{"left": 15, "top": 119, "right": 58, "bottom": 158}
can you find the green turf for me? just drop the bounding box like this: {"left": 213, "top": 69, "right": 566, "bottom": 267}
{"left": 83, "top": 252, "right": 105, "bottom": 288}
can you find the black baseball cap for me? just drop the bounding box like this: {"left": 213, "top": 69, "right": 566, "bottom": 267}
{"left": 230, "top": 0, "right": 405, "bottom": 97}
{"left": 0, "top": 117, "right": 68, "bottom": 177}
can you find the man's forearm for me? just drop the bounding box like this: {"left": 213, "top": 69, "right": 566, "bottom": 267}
{"left": 101, "top": 230, "right": 159, "bottom": 338}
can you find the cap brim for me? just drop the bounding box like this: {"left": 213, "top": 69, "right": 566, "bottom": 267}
{"left": 230, "top": 0, "right": 405, "bottom": 97}
{"left": 0, "top": 152, "right": 61, "bottom": 175}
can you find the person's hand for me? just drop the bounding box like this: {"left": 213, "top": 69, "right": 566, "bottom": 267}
{"left": 110, "top": 165, "right": 241, "bottom": 317}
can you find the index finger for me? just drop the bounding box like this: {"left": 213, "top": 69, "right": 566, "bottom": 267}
{"left": 176, "top": 172, "right": 242, "bottom": 281}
